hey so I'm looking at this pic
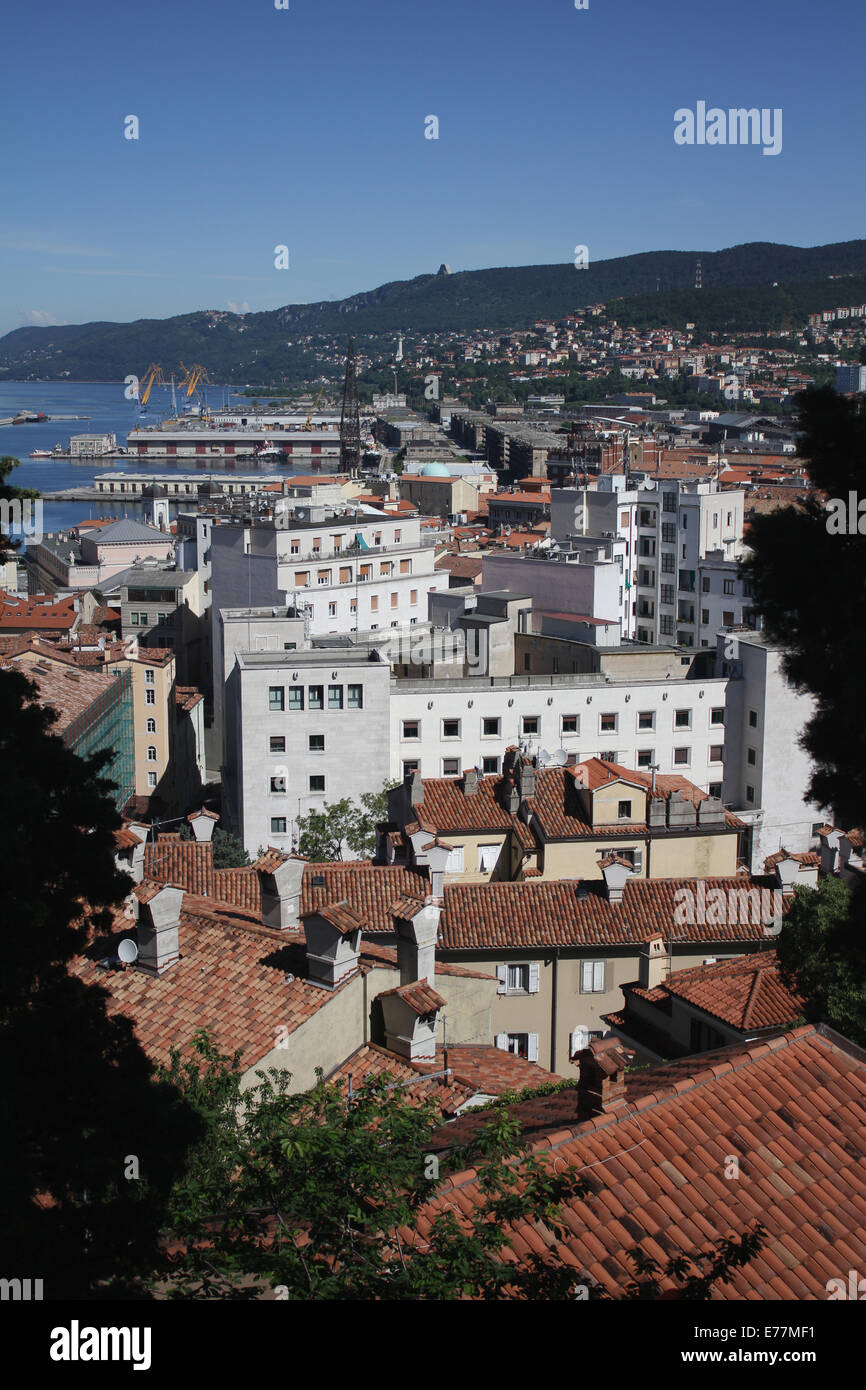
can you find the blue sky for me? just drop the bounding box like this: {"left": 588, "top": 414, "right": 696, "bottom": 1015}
{"left": 1, "top": 0, "right": 862, "bottom": 336}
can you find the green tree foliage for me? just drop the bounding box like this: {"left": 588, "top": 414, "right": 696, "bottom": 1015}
{"left": 0, "top": 453, "right": 40, "bottom": 552}
{"left": 295, "top": 782, "right": 397, "bottom": 861}
{"left": 158, "top": 1033, "right": 765, "bottom": 1301}
{"left": 0, "top": 668, "right": 200, "bottom": 1298}
{"left": 775, "top": 877, "right": 866, "bottom": 1045}
{"left": 743, "top": 387, "right": 866, "bottom": 827}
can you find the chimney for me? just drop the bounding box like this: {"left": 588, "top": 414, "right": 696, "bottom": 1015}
{"left": 391, "top": 895, "right": 440, "bottom": 987}
{"left": 575, "top": 1036, "right": 634, "bottom": 1119}
{"left": 302, "top": 900, "right": 364, "bottom": 988}
{"left": 463, "top": 767, "right": 478, "bottom": 796}
{"left": 255, "top": 849, "right": 306, "bottom": 929}
{"left": 420, "top": 838, "right": 453, "bottom": 898}
{"left": 638, "top": 935, "right": 668, "bottom": 990}
{"left": 506, "top": 779, "right": 520, "bottom": 815}
{"left": 378, "top": 980, "right": 445, "bottom": 1061}
{"left": 519, "top": 760, "right": 536, "bottom": 799}
{"left": 697, "top": 795, "right": 725, "bottom": 826}
{"left": 188, "top": 808, "right": 219, "bottom": 842}
{"left": 598, "top": 854, "right": 633, "bottom": 903}
{"left": 135, "top": 882, "right": 183, "bottom": 975}
{"left": 772, "top": 852, "right": 801, "bottom": 898}
{"left": 647, "top": 795, "right": 667, "bottom": 829}
{"left": 667, "top": 789, "right": 697, "bottom": 829}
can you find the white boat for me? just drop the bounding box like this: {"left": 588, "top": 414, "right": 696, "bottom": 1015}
{"left": 29, "top": 449, "right": 51, "bottom": 458}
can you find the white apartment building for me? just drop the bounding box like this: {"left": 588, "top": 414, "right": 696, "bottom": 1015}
{"left": 698, "top": 549, "right": 759, "bottom": 647}
{"left": 223, "top": 647, "right": 391, "bottom": 855}
{"left": 551, "top": 479, "right": 746, "bottom": 647}
{"left": 481, "top": 546, "right": 624, "bottom": 626}
{"left": 719, "top": 631, "right": 822, "bottom": 872}
{"left": 210, "top": 505, "right": 445, "bottom": 749}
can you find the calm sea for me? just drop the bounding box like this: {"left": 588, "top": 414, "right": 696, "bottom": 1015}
{"left": 0, "top": 381, "right": 301, "bottom": 532}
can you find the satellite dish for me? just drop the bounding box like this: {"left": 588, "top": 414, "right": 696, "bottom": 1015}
{"left": 539, "top": 748, "right": 552, "bottom": 766}
{"left": 553, "top": 749, "right": 568, "bottom": 766}
{"left": 118, "top": 938, "right": 139, "bottom": 964}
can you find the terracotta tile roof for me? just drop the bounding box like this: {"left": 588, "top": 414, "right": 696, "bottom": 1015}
{"left": 389, "top": 894, "right": 427, "bottom": 920}
{"left": 640, "top": 950, "right": 805, "bottom": 1032}
{"left": 0, "top": 593, "right": 78, "bottom": 632}
{"left": 0, "top": 655, "right": 123, "bottom": 735}
{"left": 408, "top": 775, "right": 535, "bottom": 850}
{"left": 175, "top": 685, "right": 203, "bottom": 712}
{"left": 413, "top": 1026, "right": 866, "bottom": 1299}
{"left": 325, "top": 1043, "right": 475, "bottom": 1115}
{"left": 763, "top": 849, "right": 820, "bottom": 870}
{"left": 527, "top": 762, "right": 744, "bottom": 838}
{"left": 114, "top": 826, "right": 145, "bottom": 851}
{"left": 378, "top": 980, "right": 446, "bottom": 1014}
{"left": 418, "top": 1044, "right": 563, "bottom": 1094}
{"left": 440, "top": 876, "right": 786, "bottom": 950}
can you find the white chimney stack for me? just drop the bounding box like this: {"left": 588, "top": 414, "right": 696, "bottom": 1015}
{"left": 255, "top": 849, "right": 306, "bottom": 930}
{"left": 187, "top": 808, "right": 219, "bottom": 843}
{"left": 135, "top": 882, "right": 183, "bottom": 975}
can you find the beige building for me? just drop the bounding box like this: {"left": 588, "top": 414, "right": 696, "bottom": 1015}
{"left": 106, "top": 647, "right": 204, "bottom": 815}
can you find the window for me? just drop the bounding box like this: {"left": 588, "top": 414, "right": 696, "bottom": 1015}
{"left": 340, "top": 567, "right": 351, "bottom": 584}
{"left": 379, "top": 561, "right": 392, "bottom": 577}
{"left": 674, "top": 708, "right": 692, "bottom": 729}
{"left": 709, "top": 782, "right": 723, "bottom": 800}
{"left": 317, "top": 570, "right": 331, "bottom": 586}
{"left": 146, "top": 718, "right": 156, "bottom": 734}
{"left": 443, "top": 757, "right": 461, "bottom": 776}
{"left": 618, "top": 800, "right": 632, "bottom": 820}
{"left": 710, "top": 745, "right": 724, "bottom": 762}
{"left": 309, "top": 734, "right": 325, "bottom": 752}
{"left": 661, "top": 522, "right": 676, "bottom": 543}
{"left": 269, "top": 686, "right": 285, "bottom": 712}
{"left": 507, "top": 964, "right": 529, "bottom": 992}
{"left": 270, "top": 775, "right": 286, "bottom": 793}
{"left": 390, "top": 593, "right": 398, "bottom": 609}
{"left": 747, "top": 747, "right": 756, "bottom": 765}
{"left": 660, "top": 615, "right": 674, "bottom": 635}
{"left": 599, "top": 750, "right": 617, "bottom": 764}
{"left": 495, "top": 1033, "right": 538, "bottom": 1061}
{"left": 145, "top": 689, "right": 155, "bottom": 706}
{"left": 271, "top": 817, "right": 287, "bottom": 834}
{"left": 328, "top": 685, "right": 343, "bottom": 709}
{"left": 403, "top": 760, "right": 419, "bottom": 776}
{"left": 288, "top": 687, "right": 304, "bottom": 711}
{"left": 523, "top": 654, "right": 531, "bottom": 672}
{"left": 402, "top": 720, "right": 420, "bottom": 740}
{"left": 443, "top": 719, "right": 460, "bottom": 738}
{"left": 309, "top": 685, "right": 324, "bottom": 710}
{"left": 348, "top": 684, "right": 363, "bottom": 709}
{"left": 147, "top": 771, "right": 157, "bottom": 789}
{"left": 147, "top": 746, "right": 157, "bottom": 762}
{"left": 562, "top": 715, "right": 579, "bottom": 735}
{"left": 270, "top": 736, "right": 286, "bottom": 752}
{"left": 746, "top": 785, "right": 755, "bottom": 803}
{"left": 144, "top": 669, "right": 155, "bottom": 685}
{"left": 600, "top": 713, "right": 617, "bottom": 733}
{"left": 637, "top": 711, "right": 654, "bottom": 731}
{"left": 723, "top": 578, "right": 735, "bottom": 595}
{"left": 482, "top": 755, "right": 500, "bottom": 774}
{"left": 661, "top": 552, "right": 675, "bottom": 574}
{"left": 660, "top": 583, "right": 675, "bottom": 606}
{"left": 702, "top": 575, "right": 711, "bottom": 593}
{"left": 581, "top": 961, "right": 606, "bottom": 993}
{"left": 482, "top": 716, "right": 501, "bottom": 737}
{"left": 674, "top": 747, "right": 690, "bottom": 765}
{"left": 394, "top": 529, "right": 401, "bottom": 542}
{"left": 663, "top": 491, "right": 676, "bottom": 512}
{"left": 711, "top": 707, "right": 725, "bottom": 725}
{"left": 478, "top": 843, "right": 501, "bottom": 874}
{"left": 748, "top": 709, "right": 758, "bottom": 728}
{"left": 370, "top": 595, "right": 379, "bottom": 612}
{"left": 309, "top": 775, "right": 326, "bottom": 793}
{"left": 400, "top": 558, "right": 411, "bottom": 575}
{"left": 328, "top": 602, "right": 337, "bottom": 617}
{"left": 702, "top": 609, "right": 710, "bottom": 624}
{"left": 637, "top": 749, "right": 654, "bottom": 768}
{"left": 445, "top": 844, "right": 464, "bottom": 872}
{"left": 290, "top": 540, "right": 300, "bottom": 555}
{"left": 295, "top": 572, "right": 309, "bottom": 588}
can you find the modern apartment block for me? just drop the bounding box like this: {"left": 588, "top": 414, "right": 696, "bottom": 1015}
{"left": 551, "top": 478, "right": 746, "bottom": 646}
{"left": 223, "top": 647, "right": 391, "bottom": 854}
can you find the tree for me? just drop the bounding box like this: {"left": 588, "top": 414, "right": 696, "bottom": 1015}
{"left": 158, "top": 1034, "right": 766, "bottom": 1301}
{"left": 743, "top": 387, "right": 866, "bottom": 828}
{"left": 775, "top": 876, "right": 866, "bottom": 1044}
{"left": 295, "top": 781, "right": 397, "bottom": 861}
{"left": 0, "top": 453, "right": 40, "bottom": 553}
{"left": 178, "top": 821, "right": 250, "bottom": 868}
{"left": 0, "top": 668, "right": 200, "bottom": 1298}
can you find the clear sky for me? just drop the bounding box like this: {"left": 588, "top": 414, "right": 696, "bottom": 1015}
{"left": 1, "top": 0, "right": 862, "bottom": 337}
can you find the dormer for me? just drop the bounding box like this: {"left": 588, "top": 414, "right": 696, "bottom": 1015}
{"left": 302, "top": 900, "right": 364, "bottom": 989}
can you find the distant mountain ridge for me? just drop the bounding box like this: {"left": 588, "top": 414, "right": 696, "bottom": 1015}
{"left": 2, "top": 239, "right": 865, "bottom": 383}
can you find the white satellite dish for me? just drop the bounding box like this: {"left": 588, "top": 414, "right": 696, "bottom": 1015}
{"left": 118, "top": 938, "right": 139, "bottom": 964}
{"left": 552, "top": 749, "right": 568, "bottom": 766}
{"left": 539, "top": 748, "right": 552, "bottom": 766}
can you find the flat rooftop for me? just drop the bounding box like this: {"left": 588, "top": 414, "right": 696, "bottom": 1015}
{"left": 237, "top": 648, "right": 387, "bottom": 670}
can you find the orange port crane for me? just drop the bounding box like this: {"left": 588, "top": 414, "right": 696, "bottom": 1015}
{"left": 177, "top": 362, "right": 212, "bottom": 416}
{"left": 302, "top": 383, "right": 326, "bottom": 430}
{"left": 138, "top": 363, "right": 165, "bottom": 406}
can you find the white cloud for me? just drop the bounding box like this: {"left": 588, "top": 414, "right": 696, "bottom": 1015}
{"left": 20, "top": 309, "right": 65, "bottom": 327}
{"left": 227, "top": 299, "right": 250, "bottom": 314}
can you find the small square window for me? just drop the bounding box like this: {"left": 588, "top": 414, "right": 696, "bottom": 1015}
{"left": 709, "top": 782, "right": 723, "bottom": 800}
{"left": 674, "top": 709, "right": 692, "bottom": 729}
{"left": 710, "top": 745, "right": 724, "bottom": 762}
{"left": 309, "top": 775, "right": 326, "bottom": 793}
{"left": 522, "top": 716, "right": 539, "bottom": 735}
{"left": 443, "top": 757, "right": 461, "bottom": 776}
{"left": 581, "top": 961, "right": 606, "bottom": 993}
{"left": 674, "top": 747, "right": 690, "bottom": 766}
{"left": 747, "top": 747, "right": 756, "bottom": 765}
{"left": 482, "top": 717, "right": 500, "bottom": 737}
{"left": 309, "top": 685, "right": 324, "bottom": 710}
{"left": 600, "top": 713, "right": 617, "bottom": 733}
{"left": 562, "top": 715, "right": 579, "bottom": 735}
{"left": 636, "top": 749, "right": 654, "bottom": 768}
{"left": 271, "top": 817, "right": 287, "bottom": 834}
{"left": 443, "top": 719, "right": 460, "bottom": 738}
{"left": 482, "top": 755, "right": 500, "bottom": 774}
{"left": 309, "top": 734, "right": 325, "bottom": 752}
{"left": 269, "top": 686, "right": 285, "bottom": 712}
{"left": 270, "top": 776, "right": 286, "bottom": 793}
{"left": 618, "top": 800, "right": 632, "bottom": 819}
{"left": 637, "top": 711, "right": 654, "bottom": 730}
{"left": 270, "top": 736, "right": 286, "bottom": 753}
{"left": 507, "top": 964, "right": 529, "bottom": 992}
{"left": 403, "top": 720, "right": 420, "bottom": 740}
{"left": 403, "top": 759, "right": 419, "bottom": 776}
{"left": 711, "top": 707, "right": 725, "bottom": 725}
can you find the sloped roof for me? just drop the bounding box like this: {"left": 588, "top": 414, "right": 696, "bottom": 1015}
{"left": 413, "top": 1026, "right": 866, "bottom": 1299}
{"left": 89, "top": 519, "right": 170, "bottom": 545}
{"left": 645, "top": 950, "right": 805, "bottom": 1032}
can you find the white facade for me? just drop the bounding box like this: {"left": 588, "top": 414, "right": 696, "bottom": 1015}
{"left": 481, "top": 550, "right": 623, "bottom": 627}
{"left": 697, "top": 549, "right": 759, "bottom": 647}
